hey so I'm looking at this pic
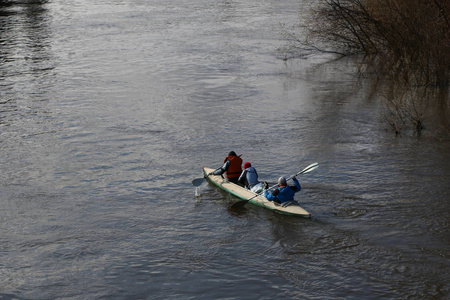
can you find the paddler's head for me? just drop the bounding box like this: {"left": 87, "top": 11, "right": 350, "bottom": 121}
{"left": 228, "top": 151, "right": 237, "bottom": 157}
{"left": 278, "top": 177, "right": 287, "bottom": 187}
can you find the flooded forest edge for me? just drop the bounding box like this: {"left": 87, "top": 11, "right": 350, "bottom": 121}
{"left": 282, "top": 0, "right": 450, "bottom": 138}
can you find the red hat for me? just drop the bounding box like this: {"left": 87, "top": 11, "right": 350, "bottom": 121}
{"left": 244, "top": 162, "right": 251, "bottom": 169}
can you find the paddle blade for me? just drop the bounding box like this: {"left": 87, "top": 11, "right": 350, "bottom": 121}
{"left": 299, "top": 162, "right": 319, "bottom": 175}
{"left": 231, "top": 200, "right": 249, "bottom": 209}
{"left": 192, "top": 177, "right": 204, "bottom": 186}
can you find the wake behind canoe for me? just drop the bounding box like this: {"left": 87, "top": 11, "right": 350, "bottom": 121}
{"left": 203, "top": 167, "right": 311, "bottom": 218}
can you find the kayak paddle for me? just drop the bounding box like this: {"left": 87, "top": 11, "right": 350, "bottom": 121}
{"left": 230, "top": 162, "right": 319, "bottom": 209}
{"left": 192, "top": 167, "right": 221, "bottom": 186}
{"left": 192, "top": 154, "right": 242, "bottom": 186}
{"left": 192, "top": 176, "right": 206, "bottom": 187}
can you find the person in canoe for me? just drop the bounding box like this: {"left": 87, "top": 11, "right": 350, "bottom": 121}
{"left": 208, "top": 151, "right": 243, "bottom": 184}
{"left": 264, "top": 176, "right": 301, "bottom": 204}
{"left": 238, "top": 162, "right": 260, "bottom": 190}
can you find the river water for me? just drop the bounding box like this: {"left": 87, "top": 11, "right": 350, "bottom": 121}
{"left": 1, "top": 0, "right": 449, "bottom": 299}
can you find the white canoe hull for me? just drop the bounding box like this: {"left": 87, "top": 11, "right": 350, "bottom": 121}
{"left": 203, "top": 167, "right": 311, "bottom": 218}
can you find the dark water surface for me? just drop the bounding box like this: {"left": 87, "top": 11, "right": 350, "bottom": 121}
{"left": 1, "top": 0, "right": 449, "bottom": 299}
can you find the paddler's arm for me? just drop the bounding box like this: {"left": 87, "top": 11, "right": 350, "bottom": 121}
{"left": 209, "top": 160, "right": 230, "bottom": 176}
{"left": 291, "top": 177, "right": 301, "bottom": 192}
{"left": 264, "top": 188, "right": 279, "bottom": 201}
{"left": 238, "top": 169, "right": 247, "bottom": 182}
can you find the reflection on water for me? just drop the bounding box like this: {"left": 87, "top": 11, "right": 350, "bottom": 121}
{"left": 1, "top": 0, "right": 449, "bottom": 299}
{"left": 0, "top": 0, "right": 54, "bottom": 111}
{"left": 376, "top": 75, "right": 450, "bottom": 137}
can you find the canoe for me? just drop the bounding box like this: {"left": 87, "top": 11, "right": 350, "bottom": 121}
{"left": 203, "top": 167, "right": 311, "bottom": 218}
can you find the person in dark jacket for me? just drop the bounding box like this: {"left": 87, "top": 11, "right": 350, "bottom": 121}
{"left": 264, "top": 176, "right": 301, "bottom": 204}
{"left": 209, "top": 151, "right": 243, "bottom": 184}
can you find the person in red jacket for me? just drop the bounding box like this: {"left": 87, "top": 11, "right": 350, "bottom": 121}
{"left": 209, "top": 151, "right": 243, "bottom": 184}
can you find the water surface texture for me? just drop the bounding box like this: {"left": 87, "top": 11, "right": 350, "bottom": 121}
{"left": 1, "top": 0, "right": 449, "bottom": 299}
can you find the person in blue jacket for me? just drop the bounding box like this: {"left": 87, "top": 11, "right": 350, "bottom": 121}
{"left": 264, "top": 176, "right": 301, "bottom": 204}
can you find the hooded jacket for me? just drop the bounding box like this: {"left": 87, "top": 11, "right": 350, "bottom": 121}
{"left": 238, "top": 166, "right": 259, "bottom": 188}
{"left": 264, "top": 178, "right": 301, "bottom": 203}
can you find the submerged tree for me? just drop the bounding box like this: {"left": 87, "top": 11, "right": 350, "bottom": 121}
{"left": 286, "top": 0, "right": 450, "bottom": 135}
